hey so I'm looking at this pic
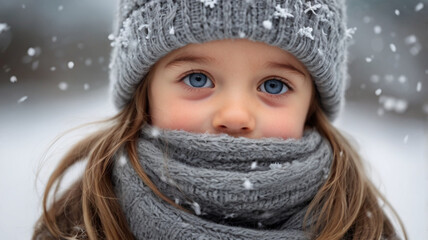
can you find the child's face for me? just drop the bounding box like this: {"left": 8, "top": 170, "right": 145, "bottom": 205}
{"left": 148, "top": 39, "right": 313, "bottom": 139}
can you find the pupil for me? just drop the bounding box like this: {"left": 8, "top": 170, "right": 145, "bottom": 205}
{"left": 265, "top": 80, "right": 283, "bottom": 94}
{"left": 190, "top": 73, "right": 207, "bottom": 87}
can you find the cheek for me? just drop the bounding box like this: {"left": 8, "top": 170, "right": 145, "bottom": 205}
{"left": 260, "top": 109, "right": 307, "bottom": 139}
{"left": 150, "top": 99, "right": 207, "bottom": 132}
{"left": 261, "top": 119, "right": 304, "bottom": 139}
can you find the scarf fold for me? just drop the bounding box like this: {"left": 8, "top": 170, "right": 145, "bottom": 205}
{"left": 112, "top": 125, "right": 333, "bottom": 240}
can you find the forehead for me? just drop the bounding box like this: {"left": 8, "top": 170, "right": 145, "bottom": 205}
{"left": 157, "top": 39, "right": 309, "bottom": 75}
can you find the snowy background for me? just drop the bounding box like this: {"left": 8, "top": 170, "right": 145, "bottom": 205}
{"left": 0, "top": 0, "right": 427, "bottom": 239}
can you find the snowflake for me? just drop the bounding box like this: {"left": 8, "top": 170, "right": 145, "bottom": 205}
{"left": 269, "top": 163, "right": 282, "bottom": 170}
{"left": 113, "top": 18, "right": 132, "bottom": 48}
{"left": 243, "top": 179, "right": 254, "bottom": 190}
{"left": 273, "top": 5, "right": 294, "bottom": 20}
{"left": 298, "top": 27, "right": 314, "bottom": 40}
{"left": 192, "top": 202, "right": 201, "bottom": 215}
{"left": 17, "top": 96, "right": 28, "bottom": 103}
{"left": 415, "top": 2, "right": 424, "bottom": 12}
{"left": 262, "top": 20, "right": 273, "bottom": 30}
{"left": 151, "top": 127, "right": 161, "bottom": 137}
{"left": 250, "top": 161, "right": 257, "bottom": 170}
{"left": 345, "top": 27, "right": 357, "bottom": 39}
{"left": 304, "top": 2, "right": 323, "bottom": 15}
{"left": 200, "top": 0, "right": 217, "bottom": 8}
{"left": 169, "top": 26, "right": 175, "bottom": 35}
{"left": 0, "top": 23, "right": 10, "bottom": 34}
{"left": 10, "top": 75, "right": 17, "bottom": 83}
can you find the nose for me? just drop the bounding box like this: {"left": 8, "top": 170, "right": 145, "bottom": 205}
{"left": 212, "top": 96, "right": 256, "bottom": 136}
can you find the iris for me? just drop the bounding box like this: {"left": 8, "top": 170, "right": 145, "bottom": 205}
{"left": 184, "top": 73, "right": 212, "bottom": 88}
{"left": 260, "top": 79, "right": 288, "bottom": 94}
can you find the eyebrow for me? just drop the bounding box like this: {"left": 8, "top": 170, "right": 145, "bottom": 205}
{"left": 264, "top": 61, "right": 306, "bottom": 77}
{"left": 165, "top": 54, "right": 306, "bottom": 77}
{"left": 165, "top": 55, "right": 216, "bottom": 68}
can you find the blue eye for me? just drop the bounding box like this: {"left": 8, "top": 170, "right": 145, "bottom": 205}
{"left": 259, "top": 79, "right": 289, "bottom": 94}
{"left": 183, "top": 73, "right": 214, "bottom": 88}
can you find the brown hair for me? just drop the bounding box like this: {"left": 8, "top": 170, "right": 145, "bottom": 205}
{"left": 33, "top": 72, "right": 407, "bottom": 240}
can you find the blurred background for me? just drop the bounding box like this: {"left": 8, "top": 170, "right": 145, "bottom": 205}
{"left": 0, "top": 0, "right": 427, "bottom": 239}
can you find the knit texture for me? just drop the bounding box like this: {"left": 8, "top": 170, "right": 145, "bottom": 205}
{"left": 111, "top": 125, "right": 333, "bottom": 239}
{"left": 109, "top": 0, "right": 350, "bottom": 120}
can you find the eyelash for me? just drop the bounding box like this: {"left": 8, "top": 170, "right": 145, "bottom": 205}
{"left": 178, "top": 70, "right": 293, "bottom": 98}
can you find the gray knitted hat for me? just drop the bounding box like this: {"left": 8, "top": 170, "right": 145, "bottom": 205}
{"left": 109, "top": 0, "right": 350, "bottom": 120}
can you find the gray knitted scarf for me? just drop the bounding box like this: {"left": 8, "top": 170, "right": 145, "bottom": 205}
{"left": 112, "top": 125, "right": 333, "bottom": 240}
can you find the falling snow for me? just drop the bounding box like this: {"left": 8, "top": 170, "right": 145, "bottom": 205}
{"left": 118, "top": 154, "right": 127, "bottom": 166}
{"left": 365, "top": 56, "right": 373, "bottom": 63}
{"left": 262, "top": 20, "right": 272, "bottom": 30}
{"left": 375, "top": 89, "right": 382, "bottom": 96}
{"left": 298, "top": 27, "right": 314, "bottom": 40}
{"left": 370, "top": 75, "right": 380, "bottom": 83}
{"left": 363, "top": 16, "right": 372, "bottom": 23}
{"left": 17, "top": 96, "right": 28, "bottom": 103}
{"left": 32, "top": 61, "right": 39, "bottom": 70}
{"left": 379, "top": 96, "right": 408, "bottom": 114}
{"left": 395, "top": 9, "right": 400, "bottom": 16}
{"left": 377, "top": 108, "right": 385, "bottom": 116}
{"left": 50, "top": 66, "right": 56, "bottom": 71}
{"left": 273, "top": 5, "right": 294, "bottom": 20}
{"left": 405, "top": 35, "right": 417, "bottom": 45}
{"left": 243, "top": 179, "right": 254, "bottom": 190}
{"left": 58, "top": 82, "right": 68, "bottom": 91}
{"left": 151, "top": 127, "right": 160, "bottom": 137}
{"left": 389, "top": 44, "right": 397, "bottom": 52}
{"left": 403, "top": 135, "right": 409, "bottom": 144}
{"left": 67, "top": 61, "right": 75, "bottom": 69}
{"left": 374, "top": 25, "right": 382, "bottom": 34}
{"left": 84, "top": 58, "right": 92, "bottom": 66}
{"left": 384, "top": 74, "right": 394, "bottom": 83}
{"left": 200, "top": 0, "right": 217, "bottom": 8}
{"left": 84, "top": 83, "right": 90, "bottom": 91}
{"left": 416, "top": 82, "right": 422, "bottom": 92}
{"left": 415, "top": 2, "right": 424, "bottom": 12}
{"left": 0, "top": 23, "right": 10, "bottom": 34}
{"left": 398, "top": 75, "right": 407, "bottom": 84}
{"left": 409, "top": 44, "right": 422, "bottom": 56}
{"left": 108, "top": 33, "right": 115, "bottom": 41}
{"left": 58, "top": 5, "right": 64, "bottom": 11}
{"left": 10, "top": 76, "right": 17, "bottom": 83}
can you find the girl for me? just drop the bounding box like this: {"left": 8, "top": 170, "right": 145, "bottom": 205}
{"left": 33, "top": 0, "right": 407, "bottom": 239}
